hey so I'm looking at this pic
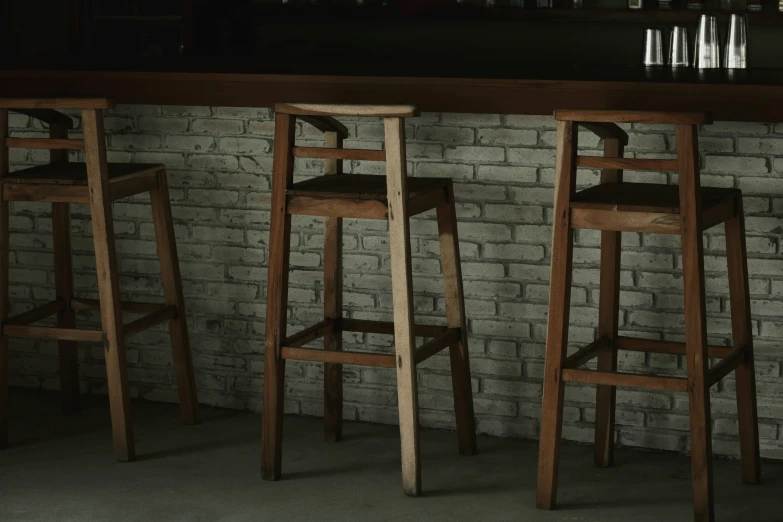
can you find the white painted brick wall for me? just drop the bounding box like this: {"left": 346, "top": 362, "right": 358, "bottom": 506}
{"left": 7, "top": 106, "right": 783, "bottom": 459}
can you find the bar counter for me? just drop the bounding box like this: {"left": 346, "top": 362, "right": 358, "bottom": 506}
{"left": 1, "top": 64, "right": 782, "bottom": 122}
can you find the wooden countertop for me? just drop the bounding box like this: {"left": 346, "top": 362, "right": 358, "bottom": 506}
{"left": 0, "top": 65, "right": 781, "bottom": 121}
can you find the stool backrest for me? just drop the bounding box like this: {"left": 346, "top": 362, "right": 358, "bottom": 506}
{"left": 552, "top": 109, "right": 712, "bottom": 180}
{"left": 0, "top": 98, "right": 114, "bottom": 177}
{"left": 273, "top": 103, "right": 419, "bottom": 164}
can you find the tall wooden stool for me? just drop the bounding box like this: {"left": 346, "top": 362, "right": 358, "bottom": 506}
{"left": 0, "top": 98, "right": 198, "bottom": 461}
{"left": 536, "top": 110, "right": 759, "bottom": 522}
{"left": 262, "top": 103, "right": 477, "bottom": 495}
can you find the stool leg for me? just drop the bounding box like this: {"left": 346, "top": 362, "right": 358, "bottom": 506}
{"left": 385, "top": 117, "right": 421, "bottom": 496}
{"left": 677, "top": 124, "right": 714, "bottom": 522}
{"left": 537, "top": 120, "right": 578, "bottom": 510}
{"left": 0, "top": 110, "right": 9, "bottom": 449}
{"left": 83, "top": 109, "right": 134, "bottom": 462}
{"left": 725, "top": 198, "right": 760, "bottom": 485}
{"left": 150, "top": 171, "right": 198, "bottom": 425}
{"left": 436, "top": 184, "right": 476, "bottom": 456}
{"left": 262, "top": 113, "right": 295, "bottom": 481}
{"left": 50, "top": 124, "right": 80, "bottom": 414}
{"left": 323, "top": 131, "right": 343, "bottom": 443}
{"left": 594, "top": 138, "right": 624, "bottom": 468}
{"left": 52, "top": 203, "right": 80, "bottom": 413}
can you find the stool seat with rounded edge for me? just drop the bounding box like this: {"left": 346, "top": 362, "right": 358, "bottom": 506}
{"left": 262, "top": 103, "right": 477, "bottom": 496}
{"left": 537, "top": 109, "right": 759, "bottom": 522}
{"left": 0, "top": 98, "right": 198, "bottom": 462}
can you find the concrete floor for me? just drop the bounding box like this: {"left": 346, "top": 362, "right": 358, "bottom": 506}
{"left": 1, "top": 391, "right": 782, "bottom": 521}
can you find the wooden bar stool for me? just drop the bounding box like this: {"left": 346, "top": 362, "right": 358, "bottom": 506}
{"left": 262, "top": 103, "right": 477, "bottom": 495}
{"left": 0, "top": 98, "right": 198, "bottom": 461}
{"left": 536, "top": 110, "right": 760, "bottom": 522}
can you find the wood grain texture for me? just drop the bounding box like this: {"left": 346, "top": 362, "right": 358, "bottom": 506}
{"left": 340, "top": 318, "right": 446, "bottom": 338}
{"left": 281, "top": 347, "right": 395, "bottom": 368}
{"left": 561, "top": 368, "right": 689, "bottom": 392}
{"left": 287, "top": 195, "right": 388, "bottom": 220}
{"left": 724, "top": 200, "right": 760, "bottom": 485}
{"left": 384, "top": 116, "right": 421, "bottom": 497}
{"left": 1, "top": 70, "right": 780, "bottom": 123}
{"left": 570, "top": 208, "right": 681, "bottom": 234}
{"left": 262, "top": 113, "right": 295, "bottom": 481}
{"left": 83, "top": 108, "right": 134, "bottom": 462}
{"left": 0, "top": 97, "right": 113, "bottom": 109}
{"left": 5, "top": 138, "right": 84, "bottom": 150}
{"left": 676, "top": 123, "right": 714, "bottom": 522}
{"left": 614, "top": 336, "right": 734, "bottom": 359}
{"left": 293, "top": 146, "right": 385, "bottom": 162}
{"left": 278, "top": 103, "right": 418, "bottom": 118}
{"left": 322, "top": 130, "right": 344, "bottom": 443}
{"left": 556, "top": 109, "right": 711, "bottom": 125}
{"left": 594, "top": 138, "right": 623, "bottom": 468}
{"left": 1, "top": 162, "right": 163, "bottom": 185}
{"left": 0, "top": 109, "right": 8, "bottom": 449}
{"left": 149, "top": 170, "right": 198, "bottom": 425}
{"left": 50, "top": 123, "right": 80, "bottom": 414}
{"left": 537, "top": 120, "right": 578, "bottom": 510}
{"left": 576, "top": 156, "right": 678, "bottom": 172}
{"left": 436, "top": 184, "right": 476, "bottom": 456}
{"left": 2, "top": 324, "right": 103, "bottom": 342}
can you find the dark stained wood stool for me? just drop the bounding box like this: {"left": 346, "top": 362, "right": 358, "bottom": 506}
{"left": 536, "top": 110, "right": 760, "bottom": 522}
{"left": 0, "top": 98, "right": 198, "bottom": 461}
{"left": 262, "top": 103, "right": 477, "bottom": 496}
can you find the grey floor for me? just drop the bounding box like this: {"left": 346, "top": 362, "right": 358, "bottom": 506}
{"left": 1, "top": 391, "right": 782, "bottom": 521}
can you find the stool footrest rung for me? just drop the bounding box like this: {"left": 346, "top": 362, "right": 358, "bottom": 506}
{"left": 123, "top": 305, "right": 177, "bottom": 339}
{"left": 562, "top": 336, "right": 610, "bottom": 369}
{"left": 576, "top": 156, "right": 679, "bottom": 172}
{"left": 5, "top": 299, "right": 64, "bottom": 326}
{"left": 282, "top": 319, "right": 336, "bottom": 348}
{"left": 615, "top": 336, "right": 734, "bottom": 359}
{"left": 341, "top": 318, "right": 447, "bottom": 338}
{"left": 293, "top": 146, "right": 386, "bottom": 162}
{"left": 3, "top": 324, "right": 102, "bottom": 342}
{"left": 708, "top": 347, "right": 748, "bottom": 387}
{"left": 71, "top": 297, "right": 166, "bottom": 314}
{"left": 415, "top": 328, "right": 461, "bottom": 364}
{"left": 562, "top": 368, "right": 688, "bottom": 392}
{"left": 281, "top": 346, "right": 396, "bottom": 368}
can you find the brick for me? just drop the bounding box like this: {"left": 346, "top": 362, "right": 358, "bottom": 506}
{"left": 477, "top": 128, "right": 537, "bottom": 146}
{"left": 445, "top": 146, "right": 504, "bottom": 163}
{"left": 192, "top": 118, "right": 244, "bottom": 134}
{"left": 218, "top": 137, "right": 272, "bottom": 154}
{"left": 416, "top": 125, "right": 474, "bottom": 144}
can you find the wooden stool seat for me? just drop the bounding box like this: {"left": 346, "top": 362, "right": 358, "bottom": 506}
{"left": 570, "top": 183, "right": 740, "bottom": 234}
{"left": 537, "top": 110, "right": 760, "bottom": 522}
{"left": 3, "top": 162, "right": 164, "bottom": 185}
{"left": 1, "top": 163, "right": 164, "bottom": 203}
{"left": 263, "top": 103, "right": 476, "bottom": 497}
{"left": 0, "top": 99, "right": 198, "bottom": 462}
{"left": 287, "top": 174, "right": 450, "bottom": 219}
